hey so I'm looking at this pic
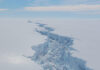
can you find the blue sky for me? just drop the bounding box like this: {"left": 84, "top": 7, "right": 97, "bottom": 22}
{"left": 0, "top": 0, "right": 100, "bottom": 19}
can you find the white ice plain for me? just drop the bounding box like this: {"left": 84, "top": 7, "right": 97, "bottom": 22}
{"left": 0, "top": 18, "right": 100, "bottom": 70}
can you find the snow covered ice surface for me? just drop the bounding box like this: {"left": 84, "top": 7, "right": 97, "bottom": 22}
{"left": 28, "top": 21, "right": 92, "bottom": 70}
{"left": 0, "top": 19, "right": 100, "bottom": 70}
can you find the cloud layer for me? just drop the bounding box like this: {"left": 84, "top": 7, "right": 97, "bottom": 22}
{"left": 0, "top": 9, "right": 8, "bottom": 11}
{"left": 24, "top": 4, "right": 100, "bottom": 12}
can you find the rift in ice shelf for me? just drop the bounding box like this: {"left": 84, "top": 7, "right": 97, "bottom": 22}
{"left": 28, "top": 21, "right": 92, "bottom": 70}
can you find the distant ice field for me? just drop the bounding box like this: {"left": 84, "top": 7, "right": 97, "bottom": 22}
{"left": 0, "top": 18, "right": 100, "bottom": 70}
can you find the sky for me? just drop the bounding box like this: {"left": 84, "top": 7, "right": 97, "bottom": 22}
{"left": 0, "top": 0, "right": 100, "bottom": 19}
